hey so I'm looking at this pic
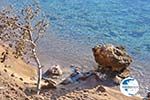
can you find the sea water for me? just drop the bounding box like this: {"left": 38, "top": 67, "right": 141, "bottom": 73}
{"left": 1, "top": 0, "right": 150, "bottom": 96}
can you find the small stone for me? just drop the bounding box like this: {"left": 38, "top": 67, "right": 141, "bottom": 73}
{"left": 60, "top": 87, "right": 66, "bottom": 90}
{"left": 25, "top": 97, "right": 30, "bottom": 100}
{"left": 42, "top": 65, "right": 62, "bottom": 78}
{"left": 96, "top": 85, "right": 106, "bottom": 93}
{"left": 5, "top": 94, "right": 10, "bottom": 98}
{"left": 24, "top": 82, "right": 29, "bottom": 85}
{"left": 4, "top": 65, "right": 7, "bottom": 68}
{"left": 113, "top": 76, "right": 122, "bottom": 85}
{"left": 11, "top": 73, "right": 15, "bottom": 77}
{"left": 19, "top": 87, "right": 23, "bottom": 91}
{"left": 83, "top": 89, "right": 88, "bottom": 92}
{"left": 6, "top": 90, "right": 9, "bottom": 94}
{"left": 41, "top": 80, "right": 57, "bottom": 89}
{"left": 147, "top": 92, "right": 150, "bottom": 98}
{"left": 4, "top": 69, "right": 7, "bottom": 72}
{"left": 119, "top": 68, "right": 130, "bottom": 78}
{"left": 8, "top": 65, "right": 11, "bottom": 68}
{"left": 4, "top": 65, "right": 11, "bottom": 68}
{"left": 9, "top": 44, "right": 13, "bottom": 48}
{"left": 15, "top": 83, "right": 19, "bottom": 87}
{"left": 10, "top": 83, "right": 14, "bottom": 87}
{"left": 19, "top": 78, "right": 23, "bottom": 81}
{"left": 98, "top": 93, "right": 101, "bottom": 95}
{"left": 10, "top": 87, "right": 15, "bottom": 91}
{"left": 30, "top": 77, "right": 36, "bottom": 80}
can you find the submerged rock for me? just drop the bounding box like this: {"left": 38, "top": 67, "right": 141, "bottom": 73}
{"left": 92, "top": 44, "right": 132, "bottom": 72}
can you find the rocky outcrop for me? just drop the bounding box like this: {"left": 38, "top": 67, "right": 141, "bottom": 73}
{"left": 92, "top": 44, "right": 132, "bottom": 73}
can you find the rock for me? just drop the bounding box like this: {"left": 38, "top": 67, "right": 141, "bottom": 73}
{"left": 42, "top": 80, "right": 57, "bottom": 89}
{"left": 0, "top": 51, "right": 7, "bottom": 63}
{"left": 24, "top": 82, "right": 29, "bottom": 85}
{"left": 19, "top": 78, "right": 23, "bottom": 81}
{"left": 19, "top": 87, "right": 23, "bottom": 91}
{"left": 30, "top": 76, "right": 36, "bottom": 81}
{"left": 118, "top": 68, "right": 130, "bottom": 78}
{"left": 4, "top": 69, "right": 7, "bottom": 72}
{"left": 11, "top": 73, "right": 15, "bottom": 77}
{"left": 61, "top": 70, "right": 100, "bottom": 85}
{"left": 113, "top": 75, "right": 122, "bottom": 85}
{"left": 10, "top": 87, "right": 15, "bottom": 91}
{"left": 147, "top": 92, "right": 150, "bottom": 99}
{"left": 4, "top": 65, "right": 11, "bottom": 68}
{"left": 5, "top": 94, "right": 10, "bottom": 98}
{"left": 96, "top": 85, "right": 106, "bottom": 93}
{"left": 92, "top": 44, "right": 132, "bottom": 72}
{"left": 42, "top": 65, "right": 62, "bottom": 79}
{"left": 25, "top": 97, "right": 30, "bottom": 100}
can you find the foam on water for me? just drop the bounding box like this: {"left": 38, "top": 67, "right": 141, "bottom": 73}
{"left": 1, "top": 0, "right": 150, "bottom": 96}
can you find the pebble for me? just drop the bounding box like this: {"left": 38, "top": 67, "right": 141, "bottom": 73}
{"left": 4, "top": 65, "right": 11, "bottom": 68}
{"left": 10, "top": 87, "right": 15, "bottom": 91}
{"left": 147, "top": 92, "right": 150, "bottom": 98}
{"left": 25, "top": 98, "right": 30, "bottom": 100}
{"left": 5, "top": 94, "right": 10, "bottom": 98}
{"left": 104, "top": 93, "right": 107, "bottom": 96}
{"left": 96, "top": 85, "right": 106, "bottom": 93}
{"left": 11, "top": 73, "right": 15, "bottom": 77}
{"left": 24, "top": 82, "right": 29, "bottom": 85}
{"left": 83, "top": 89, "right": 88, "bottom": 92}
{"left": 19, "top": 87, "right": 23, "bottom": 91}
{"left": 19, "top": 78, "right": 23, "bottom": 81}
{"left": 15, "top": 83, "right": 19, "bottom": 87}
{"left": 4, "top": 69, "right": 7, "bottom": 72}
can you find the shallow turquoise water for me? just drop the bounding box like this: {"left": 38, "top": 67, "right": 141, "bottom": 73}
{"left": 39, "top": 0, "right": 150, "bottom": 64}
{"left": 1, "top": 0, "right": 150, "bottom": 96}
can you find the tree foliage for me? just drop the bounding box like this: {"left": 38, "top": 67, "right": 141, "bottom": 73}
{"left": 0, "top": 1, "right": 49, "bottom": 94}
{"left": 0, "top": 2, "right": 49, "bottom": 62}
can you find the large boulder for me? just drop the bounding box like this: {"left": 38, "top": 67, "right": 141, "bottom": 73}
{"left": 92, "top": 44, "right": 132, "bottom": 72}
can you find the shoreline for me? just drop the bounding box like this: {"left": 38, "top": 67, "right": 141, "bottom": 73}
{"left": 37, "top": 33, "right": 149, "bottom": 97}
{"left": 0, "top": 43, "right": 142, "bottom": 100}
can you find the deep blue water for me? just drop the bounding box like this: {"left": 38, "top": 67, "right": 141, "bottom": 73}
{"left": 1, "top": 0, "right": 150, "bottom": 96}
